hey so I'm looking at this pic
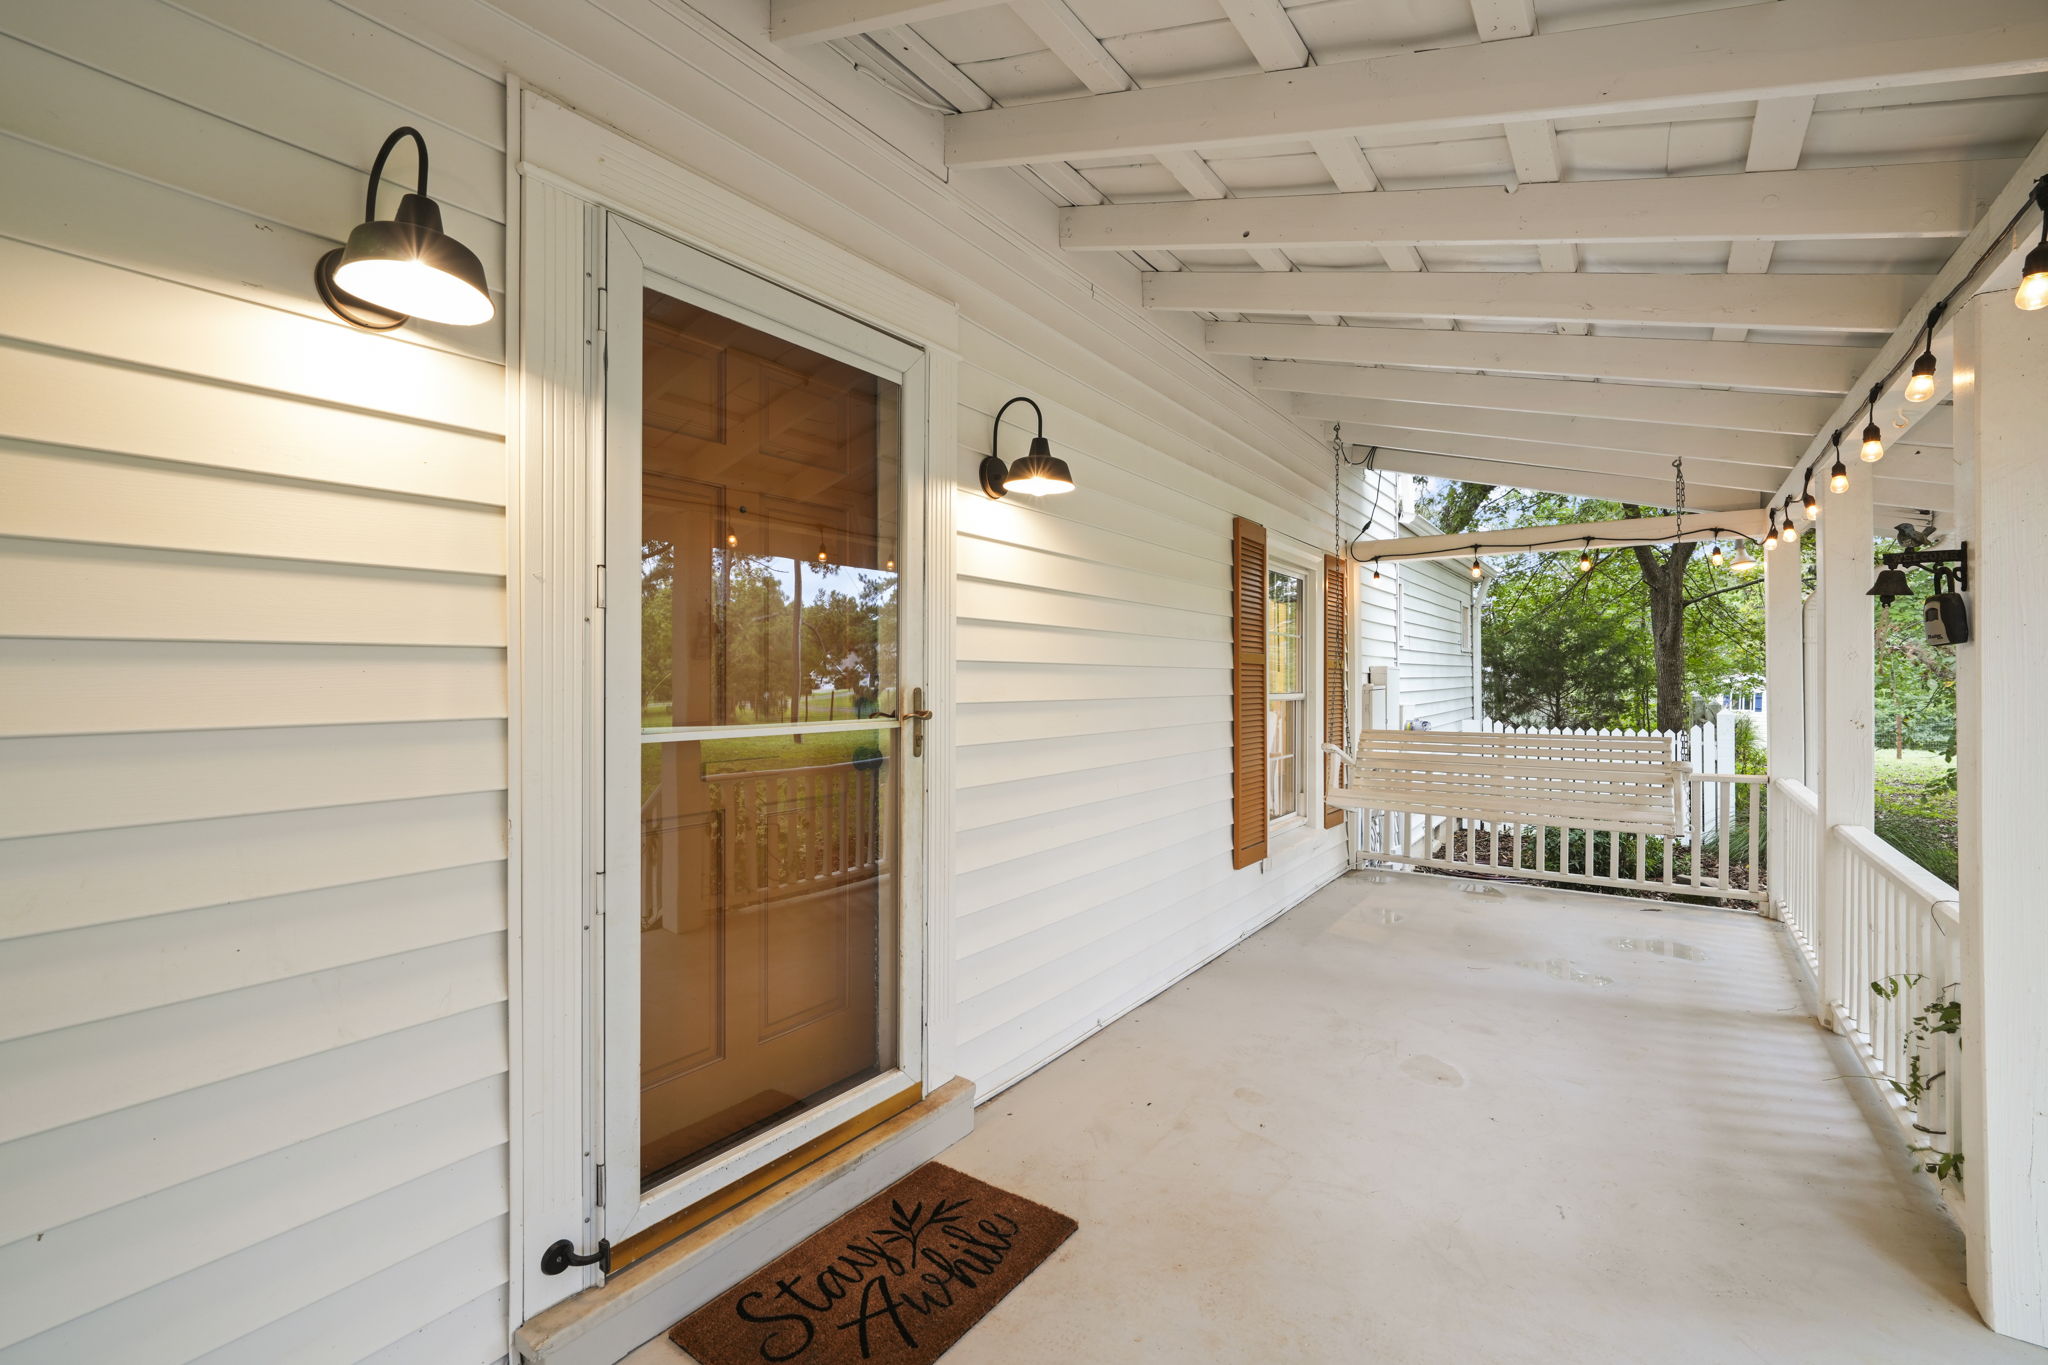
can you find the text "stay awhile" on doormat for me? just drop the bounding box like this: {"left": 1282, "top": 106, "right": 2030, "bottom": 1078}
{"left": 669, "top": 1162, "right": 1076, "bottom": 1364}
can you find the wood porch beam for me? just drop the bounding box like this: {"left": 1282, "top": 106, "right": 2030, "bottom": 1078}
{"left": 1351, "top": 509, "right": 1773, "bottom": 564}
{"left": 770, "top": 0, "right": 994, "bottom": 44}
{"left": 1148, "top": 269, "right": 1929, "bottom": 334}
{"left": 1210, "top": 321, "right": 1869, "bottom": 393}
{"left": 1062, "top": 161, "right": 2013, "bottom": 252}
{"left": 1362, "top": 447, "right": 1761, "bottom": 511}
{"left": 1296, "top": 396, "right": 1806, "bottom": 469}
{"left": 1255, "top": 361, "right": 1835, "bottom": 435}
{"left": 946, "top": 0, "right": 2048, "bottom": 166}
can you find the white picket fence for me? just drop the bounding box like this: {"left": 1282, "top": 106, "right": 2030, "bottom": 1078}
{"left": 1478, "top": 711, "right": 1740, "bottom": 776}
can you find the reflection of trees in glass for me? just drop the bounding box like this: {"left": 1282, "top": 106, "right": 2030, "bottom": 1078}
{"left": 643, "top": 540, "right": 675, "bottom": 719}
{"left": 1267, "top": 570, "right": 1302, "bottom": 694}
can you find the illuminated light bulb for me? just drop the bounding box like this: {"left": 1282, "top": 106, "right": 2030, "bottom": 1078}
{"left": 726, "top": 531, "right": 738, "bottom": 548}
{"left": 2018, "top": 241, "right": 2048, "bottom": 311}
{"left": 1469, "top": 558, "right": 1484, "bottom": 581}
{"left": 1904, "top": 360, "right": 1937, "bottom": 403}
{"left": 1709, "top": 544, "right": 1725, "bottom": 567}
{"left": 1803, "top": 491, "right": 1819, "bottom": 522}
{"left": 1578, "top": 545, "right": 1593, "bottom": 574}
{"left": 1860, "top": 423, "right": 1885, "bottom": 462}
{"left": 885, "top": 559, "right": 895, "bottom": 571}
{"left": 1729, "top": 547, "right": 1759, "bottom": 573}
{"left": 1781, "top": 510, "right": 1800, "bottom": 544}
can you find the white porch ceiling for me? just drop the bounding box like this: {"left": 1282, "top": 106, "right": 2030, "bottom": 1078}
{"left": 775, "top": 0, "right": 2048, "bottom": 516}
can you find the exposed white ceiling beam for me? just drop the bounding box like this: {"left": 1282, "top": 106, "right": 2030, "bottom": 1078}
{"left": 1364, "top": 447, "right": 1762, "bottom": 512}
{"left": 1010, "top": 0, "right": 1131, "bottom": 94}
{"left": 868, "top": 24, "right": 994, "bottom": 110}
{"left": 1467, "top": 0, "right": 1536, "bottom": 42}
{"left": 1211, "top": 321, "right": 1869, "bottom": 393}
{"left": 945, "top": 0, "right": 2048, "bottom": 166}
{"left": 1147, "top": 269, "right": 1927, "bottom": 332}
{"left": 1297, "top": 396, "right": 1805, "bottom": 469}
{"left": 772, "top": 0, "right": 995, "bottom": 45}
{"left": 1256, "top": 360, "right": 1836, "bottom": 434}
{"left": 1335, "top": 425, "right": 1788, "bottom": 494}
{"left": 1219, "top": 0, "right": 1309, "bottom": 70}
{"left": 1716, "top": 95, "right": 1817, "bottom": 342}
{"left": 1355, "top": 510, "right": 1773, "bottom": 564}
{"left": 1061, "top": 159, "right": 2012, "bottom": 251}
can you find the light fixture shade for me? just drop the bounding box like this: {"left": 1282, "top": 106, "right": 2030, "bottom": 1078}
{"left": 1004, "top": 435, "right": 1075, "bottom": 495}
{"left": 1729, "top": 548, "right": 1759, "bottom": 573}
{"left": 1868, "top": 567, "right": 1913, "bottom": 601}
{"left": 2017, "top": 240, "right": 2048, "bottom": 311}
{"left": 330, "top": 195, "right": 493, "bottom": 326}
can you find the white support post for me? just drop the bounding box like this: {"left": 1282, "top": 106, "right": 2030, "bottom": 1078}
{"left": 1814, "top": 445, "right": 1874, "bottom": 1023}
{"left": 1952, "top": 291, "right": 2048, "bottom": 1346}
{"left": 1764, "top": 532, "right": 1807, "bottom": 920}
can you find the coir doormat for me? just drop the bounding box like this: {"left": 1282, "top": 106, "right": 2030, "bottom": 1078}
{"left": 669, "top": 1163, "right": 1076, "bottom": 1364}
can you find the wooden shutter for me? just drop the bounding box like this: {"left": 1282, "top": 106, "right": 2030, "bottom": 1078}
{"left": 1323, "top": 553, "right": 1348, "bottom": 829}
{"left": 1231, "top": 517, "right": 1269, "bottom": 869}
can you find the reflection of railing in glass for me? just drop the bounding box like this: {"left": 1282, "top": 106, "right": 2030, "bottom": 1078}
{"left": 642, "top": 760, "right": 887, "bottom": 931}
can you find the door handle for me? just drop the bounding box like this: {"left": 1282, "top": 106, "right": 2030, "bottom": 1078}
{"left": 879, "top": 687, "right": 933, "bottom": 757}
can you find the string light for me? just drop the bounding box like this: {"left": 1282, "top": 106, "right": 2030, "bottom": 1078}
{"left": 1859, "top": 385, "right": 1885, "bottom": 462}
{"left": 1469, "top": 555, "right": 1484, "bottom": 581}
{"left": 1370, "top": 559, "right": 1382, "bottom": 583}
{"left": 1709, "top": 543, "right": 1725, "bottom": 567}
{"left": 2018, "top": 176, "right": 2048, "bottom": 310}
{"left": 1802, "top": 470, "right": 1819, "bottom": 522}
{"left": 1781, "top": 501, "right": 1801, "bottom": 544}
{"left": 1828, "top": 430, "right": 1849, "bottom": 494}
{"left": 1578, "top": 540, "right": 1593, "bottom": 574}
{"left": 1904, "top": 303, "right": 1944, "bottom": 402}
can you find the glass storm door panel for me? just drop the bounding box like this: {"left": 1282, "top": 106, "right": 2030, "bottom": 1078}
{"left": 604, "top": 218, "right": 926, "bottom": 1238}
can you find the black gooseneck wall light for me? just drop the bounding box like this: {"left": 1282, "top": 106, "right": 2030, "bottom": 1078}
{"left": 981, "top": 397, "right": 1075, "bottom": 499}
{"left": 317, "top": 127, "right": 494, "bottom": 330}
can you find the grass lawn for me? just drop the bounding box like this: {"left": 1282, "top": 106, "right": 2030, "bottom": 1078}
{"left": 1873, "top": 748, "right": 1958, "bottom": 888}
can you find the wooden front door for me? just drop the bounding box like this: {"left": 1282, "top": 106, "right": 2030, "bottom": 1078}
{"left": 603, "top": 219, "right": 925, "bottom": 1233}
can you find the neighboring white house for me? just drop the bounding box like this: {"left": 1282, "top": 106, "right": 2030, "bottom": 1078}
{"left": 4, "top": 3, "right": 2048, "bottom": 1364}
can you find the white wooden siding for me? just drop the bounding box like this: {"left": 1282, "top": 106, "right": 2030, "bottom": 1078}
{"left": 1341, "top": 471, "right": 1481, "bottom": 730}
{"left": 952, "top": 336, "right": 1346, "bottom": 1094}
{"left": 4, "top": 0, "right": 1357, "bottom": 1355}
{"left": 0, "top": 2, "right": 510, "bottom": 1362}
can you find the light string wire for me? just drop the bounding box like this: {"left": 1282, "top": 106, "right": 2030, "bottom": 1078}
{"left": 1784, "top": 172, "right": 2048, "bottom": 510}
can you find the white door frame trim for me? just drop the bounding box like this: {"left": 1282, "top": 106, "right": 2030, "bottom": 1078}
{"left": 508, "top": 87, "right": 961, "bottom": 1324}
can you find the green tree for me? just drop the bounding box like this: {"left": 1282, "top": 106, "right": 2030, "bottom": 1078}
{"left": 1420, "top": 481, "right": 1765, "bottom": 731}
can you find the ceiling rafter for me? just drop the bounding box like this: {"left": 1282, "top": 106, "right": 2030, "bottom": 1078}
{"left": 1209, "top": 321, "right": 1868, "bottom": 393}
{"left": 1715, "top": 94, "right": 1817, "bottom": 342}
{"left": 1296, "top": 397, "right": 1807, "bottom": 469}
{"left": 1144, "top": 269, "right": 1930, "bottom": 333}
{"left": 1253, "top": 361, "right": 1835, "bottom": 435}
{"left": 1060, "top": 159, "right": 2013, "bottom": 252}
{"left": 942, "top": 0, "right": 2048, "bottom": 167}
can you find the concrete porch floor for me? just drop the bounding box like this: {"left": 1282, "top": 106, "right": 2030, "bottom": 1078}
{"left": 637, "top": 870, "right": 2045, "bottom": 1363}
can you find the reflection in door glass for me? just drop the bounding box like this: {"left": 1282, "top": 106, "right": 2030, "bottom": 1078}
{"left": 636, "top": 289, "right": 901, "bottom": 1187}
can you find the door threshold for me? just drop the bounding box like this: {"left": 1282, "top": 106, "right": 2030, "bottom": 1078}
{"left": 514, "top": 1077, "right": 974, "bottom": 1365}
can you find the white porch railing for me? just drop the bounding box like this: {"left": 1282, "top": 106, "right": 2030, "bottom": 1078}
{"left": 1770, "top": 777, "right": 1962, "bottom": 1176}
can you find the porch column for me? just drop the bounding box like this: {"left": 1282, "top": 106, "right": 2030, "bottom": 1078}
{"left": 1813, "top": 429, "right": 1874, "bottom": 1023}
{"left": 1953, "top": 290, "right": 2048, "bottom": 1346}
{"left": 1762, "top": 525, "right": 1807, "bottom": 922}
